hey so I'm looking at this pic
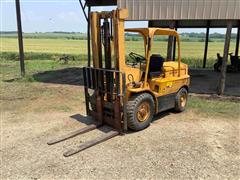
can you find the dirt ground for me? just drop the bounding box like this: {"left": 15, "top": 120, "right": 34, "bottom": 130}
{"left": 1, "top": 81, "right": 240, "bottom": 179}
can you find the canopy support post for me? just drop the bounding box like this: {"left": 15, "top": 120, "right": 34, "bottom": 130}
{"left": 218, "top": 21, "right": 232, "bottom": 95}
{"left": 203, "top": 21, "right": 210, "bottom": 68}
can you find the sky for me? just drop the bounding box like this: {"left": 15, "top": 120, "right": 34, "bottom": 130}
{"left": 0, "top": 0, "right": 237, "bottom": 34}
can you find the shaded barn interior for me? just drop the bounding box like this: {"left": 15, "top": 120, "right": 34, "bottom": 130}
{"left": 190, "top": 69, "right": 240, "bottom": 96}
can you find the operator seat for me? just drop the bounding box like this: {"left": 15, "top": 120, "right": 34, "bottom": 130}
{"left": 148, "top": 54, "right": 164, "bottom": 78}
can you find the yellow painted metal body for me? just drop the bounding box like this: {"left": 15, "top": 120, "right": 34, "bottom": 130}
{"left": 90, "top": 9, "right": 190, "bottom": 113}
{"left": 123, "top": 28, "right": 190, "bottom": 113}
{"left": 127, "top": 61, "right": 189, "bottom": 112}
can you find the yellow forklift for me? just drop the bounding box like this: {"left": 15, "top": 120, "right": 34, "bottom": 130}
{"left": 48, "top": 9, "right": 190, "bottom": 156}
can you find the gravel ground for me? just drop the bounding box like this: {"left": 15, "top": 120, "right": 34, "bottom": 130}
{"left": 1, "top": 108, "right": 239, "bottom": 179}
{"left": 1, "top": 81, "right": 239, "bottom": 179}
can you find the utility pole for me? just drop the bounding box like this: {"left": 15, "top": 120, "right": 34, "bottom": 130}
{"left": 15, "top": 0, "right": 25, "bottom": 76}
{"left": 79, "top": 0, "right": 91, "bottom": 67}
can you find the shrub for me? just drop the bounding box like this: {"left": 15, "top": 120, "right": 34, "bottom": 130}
{"left": 0, "top": 52, "right": 88, "bottom": 62}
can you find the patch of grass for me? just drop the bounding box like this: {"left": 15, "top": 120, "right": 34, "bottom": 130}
{"left": 0, "top": 80, "right": 82, "bottom": 113}
{"left": 188, "top": 96, "right": 240, "bottom": 119}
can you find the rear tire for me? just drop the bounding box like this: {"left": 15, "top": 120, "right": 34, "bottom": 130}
{"left": 127, "top": 93, "right": 154, "bottom": 131}
{"left": 175, "top": 88, "right": 188, "bottom": 112}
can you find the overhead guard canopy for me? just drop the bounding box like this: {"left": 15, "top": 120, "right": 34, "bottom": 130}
{"left": 125, "top": 28, "right": 179, "bottom": 38}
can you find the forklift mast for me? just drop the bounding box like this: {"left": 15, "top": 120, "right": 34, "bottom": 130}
{"left": 90, "top": 9, "right": 128, "bottom": 71}
{"left": 82, "top": 9, "right": 129, "bottom": 133}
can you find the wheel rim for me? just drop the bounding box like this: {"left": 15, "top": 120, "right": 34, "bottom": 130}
{"left": 136, "top": 101, "right": 150, "bottom": 122}
{"left": 180, "top": 93, "right": 187, "bottom": 107}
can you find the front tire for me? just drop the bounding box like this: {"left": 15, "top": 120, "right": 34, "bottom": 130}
{"left": 127, "top": 93, "right": 154, "bottom": 131}
{"left": 175, "top": 88, "right": 188, "bottom": 112}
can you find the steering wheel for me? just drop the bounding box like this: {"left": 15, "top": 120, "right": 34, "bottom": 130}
{"left": 129, "top": 52, "right": 146, "bottom": 64}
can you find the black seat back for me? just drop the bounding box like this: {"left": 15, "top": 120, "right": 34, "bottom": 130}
{"left": 148, "top": 54, "right": 164, "bottom": 78}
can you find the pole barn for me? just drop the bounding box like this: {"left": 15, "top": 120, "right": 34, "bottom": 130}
{"left": 118, "top": 0, "right": 240, "bottom": 95}
{"left": 15, "top": 0, "right": 239, "bottom": 95}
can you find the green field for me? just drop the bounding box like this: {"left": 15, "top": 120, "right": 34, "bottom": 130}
{"left": 0, "top": 38, "right": 87, "bottom": 54}
{"left": 0, "top": 36, "right": 237, "bottom": 68}
{"left": 1, "top": 35, "right": 239, "bottom": 118}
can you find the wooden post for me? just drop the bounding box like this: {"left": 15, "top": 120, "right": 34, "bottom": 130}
{"left": 15, "top": 0, "right": 25, "bottom": 77}
{"left": 203, "top": 21, "right": 210, "bottom": 68}
{"left": 235, "top": 21, "right": 240, "bottom": 57}
{"left": 87, "top": 6, "right": 91, "bottom": 67}
{"left": 218, "top": 21, "right": 232, "bottom": 95}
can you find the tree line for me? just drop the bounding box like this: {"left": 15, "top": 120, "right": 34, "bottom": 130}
{"left": 0, "top": 31, "right": 237, "bottom": 42}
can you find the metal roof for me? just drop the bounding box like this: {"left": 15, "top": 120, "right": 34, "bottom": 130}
{"left": 85, "top": 0, "right": 240, "bottom": 27}
{"left": 149, "top": 20, "right": 240, "bottom": 28}
{"left": 118, "top": 0, "right": 240, "bottom": 21}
